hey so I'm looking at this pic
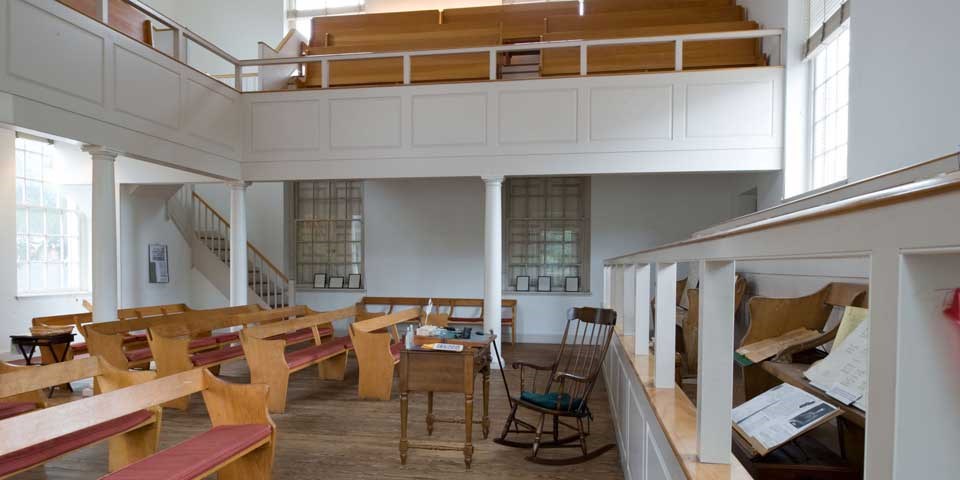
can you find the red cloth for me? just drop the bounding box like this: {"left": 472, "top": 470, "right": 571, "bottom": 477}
{"left": 102, "top": 424, "right": 272, "bottom": 480}
{"left": 125, "top": 347, "right": 153, "bottom": 363}
{"left": 944, "top": 288, "right": 960, "bottom": 325}
{"left": 0, "top": 402, "right": 36, "bottom": 420}
{"left": 0, "top": 410, "right": 154, "bottom": 477}
{"left": 190, "top": 345, "right": 244, "bottom": 367}
{"left": 285, "top": 343, "right": 347, "bottom": 370}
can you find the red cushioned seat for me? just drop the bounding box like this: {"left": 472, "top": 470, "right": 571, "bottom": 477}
{"left": 390, "top": 343, "right": 402, "bottom": 363}
{"left": 285, "top": 343, "right": 347, "bottom": 370}
{"left": 0, "top": 410, "right": 154, "bottom": 477}
{"left": 0, "top": 402, "right": 36, "bottom": 420}
{"left": 102, "top": 424, "right": 272, "bottom": 480}
{"left": 70, "top": 342, "right": 88, "bottom": 353}
{"left": 318, "top": 326, "right": 333, "bottom": 337}
{"left": 325, "top": 336, "right": 352, "bottom": 351}
{"left": 282, "top": 328, "right": 313, "bottom": 344}
{"left": 188, "top": 337, "right": 218, "bottom": 349}
{"left": 125, "top": 347, "right": 153, "bottom": 363}
{"left": 212, "top": 332, "right": 239, "bottom": 344}
{"left": 190, "top": 345, "right": 244, "bottom": 367}
{"left": 122, "top": 333, "right": 147, "bottom": 344}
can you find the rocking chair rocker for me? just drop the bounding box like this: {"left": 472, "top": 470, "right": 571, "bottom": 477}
{"left": 494, "top": 307, "right": 617, "bottom": 465}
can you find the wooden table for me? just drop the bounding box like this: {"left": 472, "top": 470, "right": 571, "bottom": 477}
{"left": 9, "top": 333, "right": 76, "bottom": 397}
{"left": 399, "top": 332, "right": 494, "bottom": 469}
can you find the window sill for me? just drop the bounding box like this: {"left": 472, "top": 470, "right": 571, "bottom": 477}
{"left": 16, "top": 291, "right": 90, "bottom": 300}
{"left": 296, "top": 288, "right": 366, "bottom": 293}
{"left": 504, "top": 291, "right": 593, "bottom": 297}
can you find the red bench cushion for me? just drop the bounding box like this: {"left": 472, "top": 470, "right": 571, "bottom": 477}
{"left": 70, "top": 342, "right": 88, "bottom": 353}
{"left": 102, "top": 424, "right": 272, "bottom": 480}
{"left": 191, "top": 345, "right": 244, "bottom": 367}
{"left": 122, "top": 333, "right": 147, "bottom": 344}
{"left": 327, "top": 336, "right": 352, "bottom": 351}
{"left": 212, "top": 332, "right": 239, "bottom": 344}
{"left": 188, "top": 336, "right": 218, "bottom": 349}
{"left": 0, "top": 409, "right": 154, "bottom": 477}
{"left": 0, "top": 402, "right": 36, "bottom": 420}
{"left": 125, "top": 347, "right": 153, "bottom": 363}
{"left": 285, "top": 343, "right": 347, "bottom": 370}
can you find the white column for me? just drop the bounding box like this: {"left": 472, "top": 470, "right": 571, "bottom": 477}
{"left": 634, "top": 263, "right": 651, "bottom": 355}
{"left": 696, "top": 260, "right": 735, "bottom": 464}
{"left": 864, "top": 247, "right": 900, "bottom": 480}
{"left": 623, "top": 264, "right": 636, "bottom": 336}
{"left": 483, "top": 176, "right": 504, "bottom": 366}
{"left": 654, "top": 262, "right": 677, "bottom": 388}
{"left": 602, "top": 266, "right": 611, "bottom": 308}
{"left": 229, "top": 181, "right": 250, "bottom": 306}
{"left": 83, "top": 146, "right": 120, "bottom": 322}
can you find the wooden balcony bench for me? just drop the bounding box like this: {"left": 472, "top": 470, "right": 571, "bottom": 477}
{"left": 241, "top": 305, "right": 358, "bottom": 412}
{"left": 0, "top": 357, "right": 161, "bottom": 478}
{"left": 0, "top": 366, "right": 275, "bottom": 480}
{"left": 348, "top": 308, "right": 422, "bottom": 400}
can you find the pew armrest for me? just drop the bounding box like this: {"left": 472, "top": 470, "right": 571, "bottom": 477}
{"left": 95, "top": 359, "right": 158, "bottom": 393}
{"left": 201, "top": 370, "right": 274, "bottom": 428}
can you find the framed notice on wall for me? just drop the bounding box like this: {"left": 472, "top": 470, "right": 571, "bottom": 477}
{"left": 148, "top": 244, "right": 169, "bottom": 284}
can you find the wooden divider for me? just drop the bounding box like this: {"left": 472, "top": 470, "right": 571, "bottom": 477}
{"left": 349, "top": 308, "right": 421, "bottom": 401}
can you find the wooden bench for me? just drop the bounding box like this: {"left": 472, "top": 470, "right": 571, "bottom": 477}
{"left": 85, "top": 305, "right": 263, "bottom": 370}
{"left": 348, "top": 308, "right": 422, "bottom": 400}
{"left": 148, "top": 305, "right": 330, "bottom": 409}
{"left": 359, "top": 296, "right": 518, "bottom": 345}
{"left": 309, "top": 9, "right": 441, "bottom": 47}
{"left": 540, "top": 21, "right": 765, "bottom": 76}
{"left": 303, "top": 25, "right": 501, "bottom": 87}
{"left": 0, "top": 365, "right": 275, "bottom": 480}
{"left": 544, "top": 5, "right": 745, "bottom": 33}
{"left": 584, "top": 0, "right": 734, "bottom": 15}
{"left": 241, "top": 305, "right": 358, "bottom": 412}
{"left": 441, "top": 2, "right": 580, "bottom": 42}
{"left": 0, "top": 362, "right": 45, "bottom": 421}
{"left": 0, "top": 357, "right": 160, "bottom": 478}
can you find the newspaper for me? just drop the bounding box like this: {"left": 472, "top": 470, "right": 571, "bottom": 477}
{"left": 804, "top": 308, "right": 870, "bottom": 408}
{"left": 732, "top": 383, "right": 841, "bottom": 455}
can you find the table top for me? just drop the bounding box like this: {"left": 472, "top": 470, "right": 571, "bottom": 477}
{"left": 10, "top": 333, "right": 75, "bottom": 343}
{"left": 410, "top": 332, "right": 496, "bottom": 350}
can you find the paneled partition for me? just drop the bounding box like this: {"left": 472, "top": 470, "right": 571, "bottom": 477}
{"left": 602, "top": 158, "right": 960, "bottom": 480}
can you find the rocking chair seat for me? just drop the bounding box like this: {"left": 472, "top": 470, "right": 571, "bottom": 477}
{"left": 520, "top": 391, "right": 583, "bottom": 412}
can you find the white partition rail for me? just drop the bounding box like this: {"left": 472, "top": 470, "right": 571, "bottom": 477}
{"left": 604, "top": 152, "right": 960, "bottom": 480}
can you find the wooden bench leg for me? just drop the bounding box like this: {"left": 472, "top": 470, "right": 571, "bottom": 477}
{"left": 318, "top": 351, "right": 348, "bottom": 381}
{"left": 107, "top": 417, "right": 161, "bottom": 472}
{"left": 218, "top": 441, "right": 275, "bottom": 480}
{"left": 163, "top": 394, "right": 191, "bottom": 411}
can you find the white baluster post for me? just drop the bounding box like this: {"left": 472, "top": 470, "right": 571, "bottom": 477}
{"left": 697, "top": 260, "right": 735, "bottom": 464}
{"left": 634, "top": 263, "right": 651, "bottom": 355}
{"left": 654, "top": 262, "right": 677, "bottom": 388}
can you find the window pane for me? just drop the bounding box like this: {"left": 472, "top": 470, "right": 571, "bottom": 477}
{"left": 28, "top": 209, "right": 44, "bottom": 234}
{"left": 294, "top": 180, "right": 363, "bottom": 285}
{"left": 16, "top": 235, "right": 27, "bottom": 262}
{"left": 47, "top": 236, "right": 63, "bottom": 262}
{"left": 17, "top": 263, "right": 28, "bottom": 290}
{"left": 16, "top": 208, "right": 26, "bottom": 234}
{"left": 25, "top": 180, "right": 42, "bottom": 205}
{"left": 15, "top": 149, "right": 25, "bottom": 177}
{"left": 46, "top": 211, "right": 62, "bottom": 235}
{"left": 16, "top": 179, "right": 25, "bottom": 204}
{"left": 25, "top": 152, "right": 43, "bottom": 179}
{"left": 46, "top": 263, "right": 62, "bottom": 290}
{"left": 29, "top": 236, "right": 44, "bottom": 261}
{"left": 66, "top": 212, "right": 79, "bottom": 236}
{"left": 29, "top": 263, "right": 44, "bottom": 291}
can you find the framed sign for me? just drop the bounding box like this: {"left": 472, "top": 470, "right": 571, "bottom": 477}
{"left": 516, "top": 276, "right": 530, "bottom": 292}
{"left": 313, "top": 273, "right": 326, "bottom": 289}
{"left": 148, "top": 244, "right": 169, "bottom": 284}
{"left": 537, "top": 276, "right": 551, "bottom": 292}
{"left": 328, "top": 276, "right": 344, "bottom": 289}
{"left": 348, "top": 274, "right": 362, "bottom": 289}
{"left": 564, "top": 276, "right": 580, "bottom": 293}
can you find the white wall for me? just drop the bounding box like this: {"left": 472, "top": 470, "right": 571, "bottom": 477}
{"left": 298, "top": 173, "right": 761, "bottom": 341}
{"left": 193, "top": 182, "right": 286, "bottom": 267}
{"left": 847, "top": 0, "right": 960, "bottom": 181}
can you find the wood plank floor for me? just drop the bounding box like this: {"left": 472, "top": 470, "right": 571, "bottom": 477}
{"left": 12, "top": 343, "right": 624, "bottom": 480}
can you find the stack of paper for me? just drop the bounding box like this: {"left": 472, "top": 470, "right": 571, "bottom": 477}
{"left": 804, "top": 307, "right": 870, "bottom": 410}
{"left": 733, "top": 383, "right": 841, "bottom": 455}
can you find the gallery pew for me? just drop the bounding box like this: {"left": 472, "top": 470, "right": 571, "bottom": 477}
{"left": 678, "top": 274, "right": 747, "bottom": 378}
{"left": 148, "top": 305, "right": 329, "bottom": 409}
{"left": 0, "top": 362, "right": 45, "bottom": 420}
{"left": 85, "top": 305, "right": 263, "bottom": 370}
{"left": 0, "top": 357, "right": 160, "bottom": 478}
{"left": 241, "top": 305, "right": 357, "bottom": 412}
{"left": 583, "top": 0, "right": 735, "bottom": 15}
{"left": 348, "top": 308, "right": 422, "bottom": 400}
{"left": 309, "top": 9, "right": 441, "bottom": 47}
{"left": 441, "top": 1, "right": 580, "bottom": 42}
{"left": 358, "top": 296, "right": 518, "bottom": 344}
{"left": 0, "top": 366, "right": 275, "bottom": 480}
{"left": 544, "top": 5, "right": 745, "bottom": 32}
{"left": 540, "top": 21, "right": 765, "bottom": 76}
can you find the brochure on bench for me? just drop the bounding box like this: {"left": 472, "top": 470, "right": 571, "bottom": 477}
{"left": 732, "top": 383, "right": 842, "bottom": 456}
{"left": 804, "top": 307, "right": 870, "bottom": 409}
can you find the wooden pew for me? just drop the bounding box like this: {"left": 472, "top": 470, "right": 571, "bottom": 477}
{"left": 545, "top": 5, "right": 746, "bottom": 32}
{"left": 148, "top": 305, "right": 329, "bottom": 409}
{"left": 0, "top": 366, "right": 275, "bottom": 480}
{"left": 358, "top": 296, "right": 518, "bottom": 345}
{"left": 441, "top": 1, "right": 580, "bottom": 42}
{"left": 348, "top": 308, "right": 422, "bottom": 400}
{"left": 85, "top": 305, "right": 262, "bottom": 370}
{"left": 540, "top": 21, "right": 765, "bottom": 76}
{"left": 0, "top": 357, "right": 160, "bottom": 477}
{"left": 303, "top": 25, "right": 501, "bottom": 87}
{"left": 678, "top": 275, "right": 747, "bottom": 378}
{"left": 309, "top": 10, "right": 441, "bottom": 47}
{"left": 584, "top": 0, "right": 734, "bottom": 15}
{"left": 0, "top": 362, "right": 45, "bottom": 421}
{"left": 241, "top": 305, "right": 357, "bottom": 412}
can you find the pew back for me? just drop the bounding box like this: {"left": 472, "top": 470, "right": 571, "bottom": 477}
{"left": 584, "top": 0, "right": 734, "bottom": 15}
{"left": 545, "top": 5, "right": 745, "bottom": 33}
{"left": 441, "top": 1, "right": 580, "bottom": 41}
{"left": 310, "top": 10, "right": 441, "bottom": 46}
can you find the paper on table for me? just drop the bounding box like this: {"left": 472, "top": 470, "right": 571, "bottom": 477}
{"left": 804, "top": 312, "right": 870, "bottom": 408}
{"left": 732, "top": 383, "right": 841, "bottom": 453}
{"left": 834, "top": 306, "right": 869, "bottom": 348}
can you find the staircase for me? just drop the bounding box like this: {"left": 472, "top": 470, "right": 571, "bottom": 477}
{"left": 166, "top": 185, "right": 293, "bottom": 309}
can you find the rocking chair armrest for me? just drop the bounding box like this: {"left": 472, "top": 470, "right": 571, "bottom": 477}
{"left": 554, "top": 372, "right": 589, "bottom": 384}
{"left": 512, "top": 361, "right": 554, "bottom": 371}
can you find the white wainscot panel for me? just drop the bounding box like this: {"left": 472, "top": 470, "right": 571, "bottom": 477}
{"left": 183, "top": 79, "right": 240, "bottom": 151}
{"left": 250, "top": 100, "right": 321, "bottom": 152}
{"left": 412, "top": 93, "right": 486, "bottom": 147}
{"left": 9, "top": 0, "right": 103, "bottom": 104}
{"left": 498, "top": 89, "right": 577, "bottom": 145}
{"left": 628, "top": 389, "right": 646, "bottom": 480}
{"left": 686, "top": 80, "right": 774, "bottom": 138}
{"left": 330, "top": 97, "right": 401, "bottom": 149}
{"left": 113, "top": 46, "right": 180, "bottom": 129}
{"left": 645, "top": 426, "right": 672, "bottom": 480}
{"left": 590, "top": 86, "right": 672, "bottom": 141}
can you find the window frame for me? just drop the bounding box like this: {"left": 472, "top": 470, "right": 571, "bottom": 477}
{"left": 290, "top": 179, "right": 365, "bottom": 290}
{"left": 807, "top": 22, "right": 851, "bottom": 192}
{"left": 502, "top": 176, "right": 591, "bottom": 295}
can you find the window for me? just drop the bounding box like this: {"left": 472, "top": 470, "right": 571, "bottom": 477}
{"left": 505, "top": 177, "right": 589, "bottom": 293}
{"left": 15, "top": 137, "right": 85, "bottom": 294}
{"left": 286, "top": 0, "right": 365, "bottom": 40}
{"left": 810, "top": 25, "right": 850, "bottom": 189}
{"left": 293, "top": 180, "right": 363, "bottom": 287}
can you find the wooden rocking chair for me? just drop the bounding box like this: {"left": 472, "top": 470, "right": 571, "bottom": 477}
{"left": 494, "top": 307, "right": 617, "bottom": 465}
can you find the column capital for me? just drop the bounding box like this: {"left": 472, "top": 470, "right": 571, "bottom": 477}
{"left": 81, "top": 145, "right": 122, "bottom": 159}
{"left": 227, "top": 180, "right": 252, "bottom": 190}
{"left": 481, "top": 175, "right": 504, "bottom": 184}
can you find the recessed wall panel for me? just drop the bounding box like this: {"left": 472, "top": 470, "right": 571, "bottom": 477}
{"left": 114, "top": 46, "right": 180, "bottom": 129}
{"left": 686, "top": 81, "right": 774, "bottom": 138}
{"left": 250, "top": 100, "right": 321, "bottom": 152}
{"left": 183, "top": 79, "right": 239, "bottom": 151}
{"left": 590, "top": 86, "right": 672, "bottom": 141}
{"left": 498, "top": 89, "right": 577, "bottom": 144}
{"left": 645, "top": 427, "right": 671, "bottom": 480}
{"left": 412, "top": 93, "right": 486, "bottom": 146}
{"left": 330, "top": 97, "right": 401, "bottom": 149}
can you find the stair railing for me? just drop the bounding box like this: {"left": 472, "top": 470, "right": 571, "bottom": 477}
{"left": 191, "top": 192, "right": 294, "bottom": 309}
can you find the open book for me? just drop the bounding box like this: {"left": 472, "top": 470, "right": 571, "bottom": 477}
{"left": 733, "top": 383, "right": 842, "bottom": 456}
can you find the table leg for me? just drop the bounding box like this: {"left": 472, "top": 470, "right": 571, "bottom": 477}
{"left": 482, "top": 369, "right": 490, "bottom": 439}
{"left": 426, "top": 391, "right": 434, "bottom": 436}
{"left": 47, "top": 342, "right": 74, "bottom": 397}
{"left": 17, "top": 344, "right": 36, "bottom": 366}
{"left": 464, "top": 393, "right": 474, "bottom": 469}
{"left": 400, "top": 391, "right": 409, "bottom": 465}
